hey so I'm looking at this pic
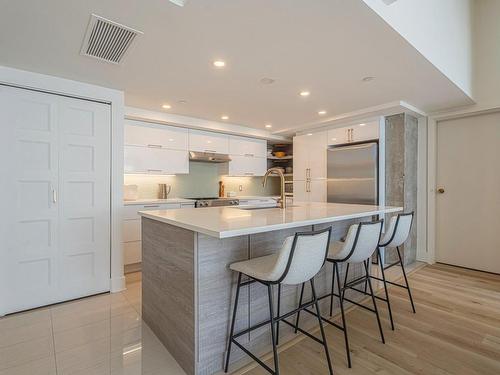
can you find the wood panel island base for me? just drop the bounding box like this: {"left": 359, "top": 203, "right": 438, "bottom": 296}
{"left": 139, "top": 203, "right": 402, "bottom": 375}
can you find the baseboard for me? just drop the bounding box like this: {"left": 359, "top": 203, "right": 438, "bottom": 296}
{"left": 125, "top": 262, "right": 142, "bottom": 274}
{"left": 110, "top": 275, "right": 126, "bottom": 293}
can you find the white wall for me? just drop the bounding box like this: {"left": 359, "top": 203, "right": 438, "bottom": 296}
{"left": 473, "top": 0, "right": 500, "bottom": 108}
{"left": 0, "top": 65, "right": 126, "bottom": 293}
{"left": 362, "top": 0, "right": 473, "bottom": 98}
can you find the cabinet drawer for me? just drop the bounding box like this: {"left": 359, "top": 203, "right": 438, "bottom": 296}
{"left": 124, "top": 241, "right": 141, "bottom": 265}
{"left": 229, "top": 136, "right": 267, "bottom": 157}
{"left": 124, "top": 120, "right": 188, "bottom": 150}
{"left": 123, "top": 219, "right": 141, "bottom": 242}
{"left": 188, "top": 129, "right": 229, "bottom": 154}
{"left": 122, "top": 203, "right": 182, "bottom": 220}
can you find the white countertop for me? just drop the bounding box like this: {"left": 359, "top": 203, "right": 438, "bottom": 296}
{"left": 139, "top": 202, "right": 402, "bottom": 238}
{"left": 123, "top": 198, "right": 195, "bottom": 206}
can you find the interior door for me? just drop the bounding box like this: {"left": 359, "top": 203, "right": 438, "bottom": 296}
{"left": 57, "top": 96, "right": 111, "bottom": 300}
{"left": 0, "top": 85, "right": 111, "bottom": 315}
{"left": 0, "top": 86, "right": 60, "bottom": 314}
{"left": 436, "top": 111, "right": 500, "bottom": 274}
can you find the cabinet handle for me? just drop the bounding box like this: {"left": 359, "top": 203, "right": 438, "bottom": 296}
{"left": 143, "top": 205, "right": 160, "bottom": 208}
{"left": 244, "top": 153, "right": 254, "bottom": 157}
{"left": 147, "top": 144, "right": 162, "bottom": 148}
{"left": 306, "top": 168, "right": 310, "bottom": 178}
{"left": 204, "top": 149, "right": 217, "bottom": 153}
{"left": 52, "top": 188, "right": 57, "bottom": 204}
{"left": 351, "top": 128, "right": 354, "bottom": 142}
{"left": 244, "top": 172, "right": 254, "bottom": 175}
{"left": 147, "top": 169, "right": 162, "bottom": 173}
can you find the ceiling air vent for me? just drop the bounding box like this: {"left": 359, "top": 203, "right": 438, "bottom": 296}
{"left": 80, "top": 14, "right": 143, "bottom": 64}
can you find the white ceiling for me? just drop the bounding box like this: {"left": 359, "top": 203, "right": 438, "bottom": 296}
{"left": 0, "top": 0, "right": 473, "bottom": 134}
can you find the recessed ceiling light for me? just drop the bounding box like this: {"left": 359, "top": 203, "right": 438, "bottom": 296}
{"left": 307, "top": 133, "right": 313, "bottom": 136}
{"left": 260, "top": 77, "right": 276, "bottom": 85}
{"left": 318, "top": 110, "right": 327, "bottom": 115}
{"left": 221, "top": 115, "right": 229, "bottom": 120}
{"left": 213, "top": 60, "right": 226, "bottom": 68}
{"left": 265, "top": 124, "right": 272, "bottom": 128}
{"left": 359, "top": 123, "right": 366, "bottom": 126}
{"left": 300, "top": 91, "right": 310, "bottom": 97}
{"left": 362, "top": 76, "right": 375, "bottom": 82}
{"left": 162, "top": 104, "right": 171, "bottom": 109}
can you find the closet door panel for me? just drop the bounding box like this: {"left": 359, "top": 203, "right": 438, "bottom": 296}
{"left": 0, "top": 86, "right": 59, "bottom": 315}
{"left": 58, "top": 97, "right": 111, "bottom": 299}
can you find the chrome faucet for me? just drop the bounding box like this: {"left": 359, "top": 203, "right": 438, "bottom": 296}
{"left": 262, "top": 168, "right": 286, "bottom": 209}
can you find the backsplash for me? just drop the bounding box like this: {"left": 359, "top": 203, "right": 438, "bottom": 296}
{"left": 124, "top": 162, "right": 279, "bottom": 199}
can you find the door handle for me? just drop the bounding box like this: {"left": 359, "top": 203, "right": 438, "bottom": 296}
{"left": 437, "top": 188, "right": 445, "bottom": 194}
{"left": 52, "top": 189, "right": 57, "bottom": 204}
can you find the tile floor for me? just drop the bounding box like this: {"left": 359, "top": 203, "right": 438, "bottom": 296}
{"left": 0, "top": 273, "right": 186, "bottom": 375}
{"left": 0, "top": 262, "right": 424, "bottom": 375}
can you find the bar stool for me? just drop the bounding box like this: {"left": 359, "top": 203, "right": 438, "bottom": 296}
{"left": 224, "top": 227, "right": 334, "bottom": 375}
{"left": 296, "top": 220, "right": 385, "bottom": 368}
{"left": 372, "top": 212, "right": 416, "bottom": 331}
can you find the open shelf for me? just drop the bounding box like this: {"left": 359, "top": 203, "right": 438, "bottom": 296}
{"left": 267, "top": 155, "right": 293, "bottom": 160}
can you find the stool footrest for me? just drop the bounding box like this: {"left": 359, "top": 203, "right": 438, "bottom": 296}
{"left": 370, "top": 276, "right": 409, "bottom": 290}
{"left": 282, "top": 319, "right": 325, "bottom": 345}
{"left": 383, "top": 260, "right": 402, "bottom": 271}
{"left": 232, "top": 339, "right": 276, "bottom": 375}
{"left": 232, "top": 299, "right": 317, "bottom": 339}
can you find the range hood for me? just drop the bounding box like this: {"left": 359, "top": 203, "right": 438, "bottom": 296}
{"left": 189, "top": 151, "right": 231, "bottom": 163}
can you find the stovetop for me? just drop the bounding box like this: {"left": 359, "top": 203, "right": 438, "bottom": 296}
{"left": 185, "top": 197, "right": 239, "bottom": 207}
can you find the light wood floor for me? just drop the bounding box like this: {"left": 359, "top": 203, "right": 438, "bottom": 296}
{"left": 243, "top": 263, "right": 500, "bottom": 375}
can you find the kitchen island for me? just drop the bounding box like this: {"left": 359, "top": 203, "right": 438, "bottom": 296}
{"left": 139, "top": 202, "right": 402, "bottom": 375}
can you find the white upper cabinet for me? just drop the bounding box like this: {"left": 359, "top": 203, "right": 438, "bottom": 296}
{"left": 124, "top": 120, "right": 189, "bottom": 175}
{"left": 228, "top": 155, "right": 267, "bottom": 176}
{"left": 189, "top": 129, "right": 229, "bottom": 154}
{"left": 124, "top": 145, "right": 188, "bottom": 175}
{"left": 327, "top": 122, "right": 379, "bottom": 145}
{"left": 125, "top": 120, "right": 188, "bottom": 150}
{"left": 229, "top": 136, "right": 267, "bottom": 157}
{"left": 293, "top": 131, "right": 327, "bottom": 180}
{"left": 227, "top": 135, "right": 267, "bottom": 176}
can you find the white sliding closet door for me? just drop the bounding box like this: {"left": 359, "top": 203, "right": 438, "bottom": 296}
{"left": 0, "top": 85, "right": 111, "bottom": 315}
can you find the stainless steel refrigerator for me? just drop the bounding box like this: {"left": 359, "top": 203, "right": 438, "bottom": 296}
{"left": 327, "top": 142, "right": 378, "bottom": 205}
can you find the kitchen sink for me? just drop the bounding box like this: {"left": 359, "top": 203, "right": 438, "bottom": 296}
{"left": 236, "top": 205, "right": 297, "bottom": 210}
{"left": 236, "top": 206, "right": 277, "bottom": 210}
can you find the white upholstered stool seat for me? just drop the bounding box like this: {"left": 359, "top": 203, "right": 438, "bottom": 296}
{"left": 230, "top": 253, "right": 281, "bottom": 282}
{"left": 309, "top": 220, "right": 385, "bottom": 368}
{"left": 369, "top": 211, "right": 416, "bottom": 333}
{"left": 225, "top": 228, "right": 334, "bottom": 375}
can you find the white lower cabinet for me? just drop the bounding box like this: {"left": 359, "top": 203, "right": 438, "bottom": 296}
{"left": 293, "top": 180, "right": 326, "bottom": 202}
{"left": 122, "top": 202, "right": 194, "bottom": 267}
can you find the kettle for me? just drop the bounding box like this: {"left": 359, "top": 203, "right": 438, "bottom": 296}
{"left": 158, "top": 184, "right": 172, "bottom": 199}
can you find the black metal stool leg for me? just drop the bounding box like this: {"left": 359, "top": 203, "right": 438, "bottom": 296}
{"left": 329, "top": 262, "right": 335, "bottom": 316}
{"left": 224, "top": 273, "right": 242, "bottom": 373}
{"left": 267, "top": 284, "right": 280, "bottom": 375}
{"left": 310, "top": 279, "right": 334, "bottom": 375}
{"left": 276, "top": 284, "right": 281, "bottom": 346}
{"left": 364, "top": 261, "right": 385, "bottom": 344}
{"left": 294, "top": 282, "right": 305, "bottom": 334}
{"left": 397, "top": 246, "right": 416, "bottom": 313}
{"left": 335, "top": 262, "right": 352, "bottom": 368}
{"left": 378, "top": 248, "right": 395, "bottom": 330}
